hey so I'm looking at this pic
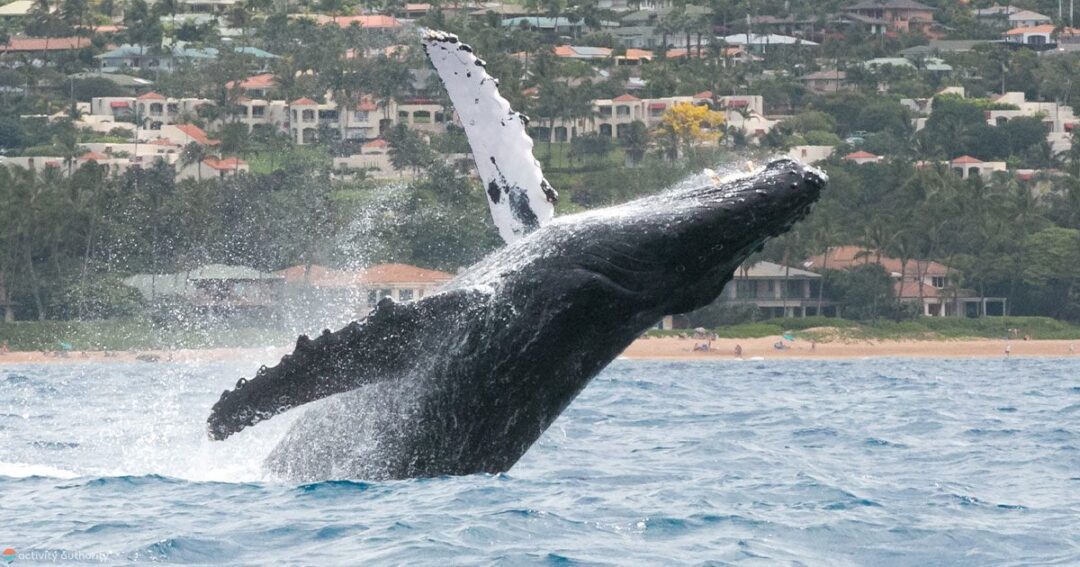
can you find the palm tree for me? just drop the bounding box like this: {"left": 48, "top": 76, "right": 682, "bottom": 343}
{"left": 180, "top": 142, "right": 208, "bottom": 180}
{"left": 620, "top": 120, "right": 649, "bottom": 166}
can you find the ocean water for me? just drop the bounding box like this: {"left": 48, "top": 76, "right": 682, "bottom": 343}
{"left": 0, "top": 357, "right": 1077, "bottom": 565}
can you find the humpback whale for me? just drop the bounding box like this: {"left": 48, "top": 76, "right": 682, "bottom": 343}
{"left": 206, "top": 31, "right": 826, "bottom": 481}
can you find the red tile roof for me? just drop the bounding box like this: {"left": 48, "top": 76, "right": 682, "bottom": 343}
{"left": 623, "top": 48, "right": 653, "bottom": 59}
{"left": 79, "top": 151, "right": 108, "bottom": 161}
{"left": 227, "top": 72, "right": 276, "bottom": 91}
{"left": 202, "top": 156, "right": 247, "bottom": 171}
{"left": 359, "top": 263, "right": 453, "bottom": 285}
{"left": 693, "top": 90, "right": 714, "bottom": 99}
{"left": 2, "top": 36, "right": 91, "bottom": 52}
{"left": 323, "top": 15, "right": 401, "bottom": 29}
{"left": 1004, "top": 24, "right": 1060, "bottom": 35}
{"left": 362, "top": 138, "right": 388, "bottom": 150}
{"left": 174, "top": 124, "right": 219, "bottom": 146}
{"left": 844, "top": 150, "right": 879, "bottom": 160}
{"left": 291, "top": 97, "right": 317, "bottom": 106}
{"left": 613, "top": 94, "right": 640, "bottom": 102}
{"left": 357, "top": 98, "right": 378, "bottom": 111}
{"left": 951, "top": 155, "right": 982, "bottom": 164}
{"left": 136, "top": 91, "right": 165, "bottom": 101}
{"left": 806, "top": 246, "right": 951, "bottom": 279}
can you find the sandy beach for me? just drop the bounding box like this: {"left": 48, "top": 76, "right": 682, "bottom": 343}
{"left": 622, "top": 336, "right": 1080, "bottom": 360}
{"left": 1, "top": 336, "right": 1078, "bottom": 364}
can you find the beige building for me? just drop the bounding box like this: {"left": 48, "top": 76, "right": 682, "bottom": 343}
{"left": 718, "top": 261, "right": 827, "bottom": 318}
{"left": 948, "top": 155, "right": 1006, "bottom": 179}
{"left": 177, "top": 156, "right": 249, "bottom": 180}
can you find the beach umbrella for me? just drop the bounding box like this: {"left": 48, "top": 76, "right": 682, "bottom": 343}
{"left": 782, "top": 332, "right": 795, "bottom": 342}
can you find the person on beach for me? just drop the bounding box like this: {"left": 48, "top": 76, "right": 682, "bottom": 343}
{"left": 1005, "top": 343, "right": 1011, "bottom": 358}
{"left": 734, "top": 344, "right": 742, "bottom": 357}
{"left": 0, "top": 340, "right": 8, "bottom": 355}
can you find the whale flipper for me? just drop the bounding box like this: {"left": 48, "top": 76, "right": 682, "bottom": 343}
{"left": 421, "top": 30, "right": 557, "bottom": 243}
{"left": 206, "top": 287, "right": 492, "bottom": 440}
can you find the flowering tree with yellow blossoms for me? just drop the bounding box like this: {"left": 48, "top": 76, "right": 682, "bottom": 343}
{"left": 655, "top": 103, "right": 725, "bottom": 159}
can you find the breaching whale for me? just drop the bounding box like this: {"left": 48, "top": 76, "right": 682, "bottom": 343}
{"left": 206, "top": 31, "right": 826, "bottom": 481}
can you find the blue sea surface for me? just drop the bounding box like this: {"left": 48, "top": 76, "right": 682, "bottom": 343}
{"left": 0, "top": 357, "right": 1077, "bottom": 565}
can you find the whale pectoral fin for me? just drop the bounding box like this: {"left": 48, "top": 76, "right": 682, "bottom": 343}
{"left": 421, "top": 30, "right": 555, "bottom": 244}
{"left": 206, "top": 288, "right": 490, "bottom": 440}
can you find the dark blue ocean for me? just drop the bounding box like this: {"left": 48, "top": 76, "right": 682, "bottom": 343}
{"left": 0, "top": 357, "right": 1077, "bottom": 565}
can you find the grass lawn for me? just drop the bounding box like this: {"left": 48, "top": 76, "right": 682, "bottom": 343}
{"left": 646, "top": 316, "right": 1080, "bottom": 341}
{"left": 0, "top": 319, "right": 296, "bottom": 352}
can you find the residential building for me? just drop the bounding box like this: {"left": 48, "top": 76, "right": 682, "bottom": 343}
{"left": 91, "top": 92, "right": 213, "bottom": 130}
{"left": 844, "top": 150, "right": 882, "bottom": 164}
{"left": 226, "top": 73, "right": 276, "bottom": 98}
{"left": 713, "top": 261, "right": 830, "bottom": 318}
{"left": 788, "top": 145, "right": 836, "bottom": 164}
{"left": 985, "top": 91, "right": 1078, "bottom": 153}
{"left": 123, "top": 264, "right": 284, "bottom": 318}
{"left": 805, "top": 246, "right": 1007, "bottom": 317}
{"left": 358, "top": 264, "right": 454, "bottom": 310}
{"left": 160, "top": 123, "right": 219, "bottom": 147}
{"left": 721, "top": 33, "right": 819, "bottom": 53}
{"left": 553, "top": 45, "right": 613, "bottom": 60}
{"left": 0, "top": 37, "right": 92, "bottom": 64}
{"left": 501, "top": 16, "right": 594, "bottom": 34}
{"left": 1004, "top": 25, "right": 1080, "bottom": 49}
{"left": 312, "top": 14, "right": 402, "bottom": 29}
{"left": 95, "top": 44, "right": 277, "bottom": 73}
{"left": 532, "top": 91, "right": 774, "bottom": 144}
{"left": 798, "top": 69, "right": 850, "bottom": 93}
{"left": 973, "top": 4, "right": 1018, "bottom": 25}
{"left": 332, "top": 139, "right": 405, "bottom": 178}
{"left": 949, "top": 155, "right": 1006, "bottom": 179}
{"left": 275, "top": 263, "right": 454, "bottom": 320}
{"left": 0, "top": 0, "right": 34, "bottom": 19}
{"left": 1009, "top": 9, "right": 1052, "bottom": 28}
{"left": 177, "top": 156, "right": 249, "bottom": 180}
{"left": 845, "top": 0, "right": 936, "bottom": 34}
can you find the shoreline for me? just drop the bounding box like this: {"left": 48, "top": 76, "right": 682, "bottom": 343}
{"left": 0, "top": 336, "right": 1078, "bottom": 364}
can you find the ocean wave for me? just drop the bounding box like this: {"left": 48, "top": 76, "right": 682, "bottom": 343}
{"left": 0, "top": 461, "right": 78, "bottom": 479}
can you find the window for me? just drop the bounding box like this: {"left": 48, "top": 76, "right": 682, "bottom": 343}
{"left": 785, "top": 280, "right": 803, "bottom": 298}
{"left": 252, "top": 106, "right": 266, "bottom": 117}
{"left": 736, "top": 280, "right": 756, "bottom": 298}
{"left": 399, "top": 289, "right": 414, "bottom": 302}
{"left": 353, "top": 111, "right": 368, "bottom": 122}
{"left": 301, "top": 109, "right": 315, "bottom": 121}
{"left": 413, "top": 110, "right": 431, "bottom": 124}
{"left": 598, "top": 106, "right": 612, "bottom": 117}
{"left": 616, "top": 105, "right": 630, "bottom": 116}
{"left": 149, "top": 103, "right": 163, "bottom": 116}
{"left": 932, "top": 276, "right": 946, "bottom": 289}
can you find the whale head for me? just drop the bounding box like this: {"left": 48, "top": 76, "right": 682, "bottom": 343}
{"left": 539, "top": 158, "right": 827, "bottom": 318}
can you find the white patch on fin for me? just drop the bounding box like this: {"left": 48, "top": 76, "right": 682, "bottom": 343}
{"left": 421, "top": 30, "right": 557, "bottom": 244}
